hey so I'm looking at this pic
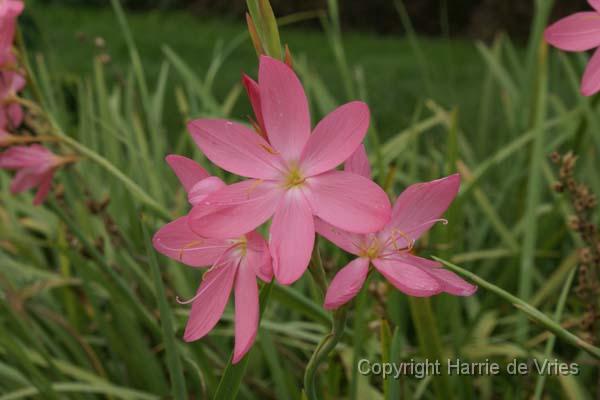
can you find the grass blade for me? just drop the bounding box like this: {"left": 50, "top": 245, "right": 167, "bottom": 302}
{"left": 433, "top": 257, "right": 600, "bottom": 359}
{"left": 142, "top": 221, "right": 187, "bottom": 400}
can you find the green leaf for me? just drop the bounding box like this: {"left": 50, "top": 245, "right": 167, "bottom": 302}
{"left": 142, "top": 222, "right": 187, "bottom": 400}
{"left": 433, "top": 256, "right": 600, "bottom": 359}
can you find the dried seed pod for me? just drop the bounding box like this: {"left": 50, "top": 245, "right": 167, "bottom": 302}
{"left": 568, "top": 216, "right": 580, "bottom": 231}
{"left": 579, "top": 248, "right": 593, "bottom": 264}
{"left": 552, "top": 181, "right": 564, "bottom": 193}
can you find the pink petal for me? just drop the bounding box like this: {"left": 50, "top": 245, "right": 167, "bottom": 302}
{"left": 344, "top": 144, "right": 371, "bottom": 179}
{"left": 305, "top": 170, "right": 391, "bottom": 233}
{"left": 244, "top": 230, "right": 273, "bottom": 282}
{"left": 270, "top": 189, "right": 314, "bottom": 285}
{"left": 314, "top": 218, "right": 363, "bottom": 256}
{"left": 10, "top": 167, "right": 44, "bottom": 193}
{"left": 590, "top": 0, "right": 600, "bottom": 13}
{"left": 0, "top": 145, "right": 55, "bottom": 169}
{"left": 152, "top": 216, "right": 230, "bottom": 267}
{"left": 399, "top": 254, "right": 477, "bottom": 296}
{"left": 259, "top": 55, "right": 310, "bottom": 161}
{"left": 165, "top": 154, "right": 210, "bottom": 192}
{"left": 232, "top": 264, "right": 259, "bottom": 364}
{"left": 544, "top": 12, "right": 600, "bottom": 52}
{"left": 183, "top": 258, "right": 238, "bottom": 342}
{"left": 242, "top": 74, "right": 265, "bottom": 131}
{"left": 188, "top": 176, "right": 226, "bottom": 206}
{"left": 0, "top": 1, "right": 22, "bottom": 50}
{"left": 384, "top": 174, "right": 460, "bottom": 246}
{"left": 10, "top": 72, "right": 26, "bottom": 92}
{"left": 7, "top": 103, "right": 23, "bottom": 127}
{"left": 188, "top": 119, "right": 284, "bottom": 179}
{"left": 581, "top": 47, "right": 600, "bottom": 96}
{"left": 372, "top": 257, "right": 441, "bottom": 297}
{"left": 189, "top": 179, "right": 283, "bottom": 239}
{"left": 300, "top": 101, "right": 370, "bottom": 176}
{"left": 324, "top": 257, "right": 369, "bottom": 310}
{"left": 33, "top": 170, "right": 54, "bottom": 205}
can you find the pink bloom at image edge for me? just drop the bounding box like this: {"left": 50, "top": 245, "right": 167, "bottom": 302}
{"left": 319, "top": 146, "right": 477, "bottom": 310}
{"left": 0, "top": 144, "right": 60, "bottom": 205}
{"left": 152, "top": 155, "right": 273, "bottom": 364}
{"left": 0, "top": 0, "right": 24, "bottom": 56}
{"left": 0, "top": 0, "right": 25, "bottom": 128}
{"left": 544, "top": 0, "right": 600, "bottom": 96}
{"left": 187, "top": 55, "right": 391, "bottom": 285}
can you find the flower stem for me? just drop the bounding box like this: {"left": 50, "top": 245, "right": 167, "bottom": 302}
{"left": 308, "top": 239, "right": 328, "bottom": 297}
{"left": 303, "top": 307, "right": 347, "bottom": 400}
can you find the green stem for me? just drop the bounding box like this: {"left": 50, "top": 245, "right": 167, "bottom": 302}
{"left": 518, "top": 39, "right": 548, "bottom": 341}
{"left": 532, "top": 268, "right": 576, "bottom": 400}
{"left": 433, "top": 256, "right": 600, "bottom": 359}
{"left": 308, "top": 239, "right": 329, "bottom": 297}
{"left": 303, "top": 308, "right": 347, "bottom": 400}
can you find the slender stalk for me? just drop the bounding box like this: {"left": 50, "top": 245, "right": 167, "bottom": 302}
{"left": 532, "top": 268, "right": 576, "bottom": 400}
{"left": 518, "top": 39, "right": 548, "bottom": 341}
{"left": 142, "top": 222, "right": 187, "bottom": 400}
{"left": 303, "top": 308, "right": 347, "bottom": 400}
{"left": 308, "top": 239, "right": 329, "bottom": 297}
{"left": 433, "top": 256, "right": 600, "bottom": 359}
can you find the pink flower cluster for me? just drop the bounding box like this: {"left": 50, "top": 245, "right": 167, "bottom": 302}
{"left": 153, "top": 56, "right": 476, "bottom": 363}
{"left": 0, "top": 0, "right": 64, "bottom": 205}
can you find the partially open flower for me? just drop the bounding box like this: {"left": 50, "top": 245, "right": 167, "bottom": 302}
{"left": 318, "top": 147, "right": 477, "bottom": 309}
{"left": 0, "top": 144, "right": 75, "bottom": 205}
{"left": 153, "top": 155, "right": 273, "bottom": 364}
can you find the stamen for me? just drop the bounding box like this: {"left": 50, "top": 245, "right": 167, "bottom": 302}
{"left": 176, "top": 294, "right": 200, "bottom": 305}
{"left": 178, "top": 240, "right": 204, "bottom": 261}
{"left": 283, "top": 166, "right": 306, "bottom": 188}
{"left": 404, "top": 218, "right": 448, "bottom": 234}
{"left": 385, "top": 228, "right": 415, "bottom": 253}
{"left": 174, "top": 243, "right": 238, "bottom": 305}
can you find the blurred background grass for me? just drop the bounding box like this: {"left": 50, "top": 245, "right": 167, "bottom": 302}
{"left": 27, "top": 2, "right": 486, "bottom": 138}
{"left": 1, "top": 0, "right": 599, "bottom": 399}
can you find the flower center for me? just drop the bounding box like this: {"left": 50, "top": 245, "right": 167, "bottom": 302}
{"left": 283, "top": 165, "right": 305, "bottom": 188}
{"left": 231, "top": 236, "right": 248, "bottom": 258}
{"left": 359, "top": 238, "right": 382, "bottom": 260}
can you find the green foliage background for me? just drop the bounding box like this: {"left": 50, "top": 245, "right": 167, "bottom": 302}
{"left": 0, "top": 0, "right": 599, "bottom": 399}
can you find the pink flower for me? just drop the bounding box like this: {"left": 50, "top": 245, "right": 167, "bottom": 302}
{"left": 545, "top": 1, "right": 600, "bottom": 96}
{"left": 0, "top": 69, "right": 26, "bottom": 129}
{"left": 0, "top": 144, "right": 63, "bottom": 205}
{"left": 0, "top": 0, "right": 23, "bottom": 60}
{"left": 318, "top": 147, "right": 476, "bottom": 309}
{"left": 187, "top": 56, "right": 391, "bottom": 285}
{"left": 153, "top": 155, "right": 272, "bottom": 364}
